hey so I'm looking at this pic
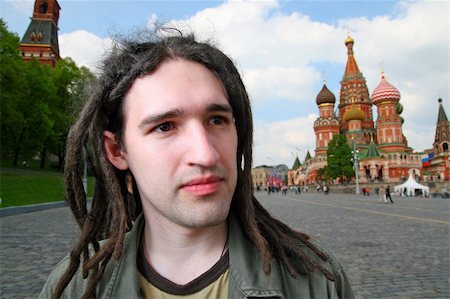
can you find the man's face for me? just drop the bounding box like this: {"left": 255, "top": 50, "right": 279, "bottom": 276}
{"left": 107, "top": 58, "right": 238, "bottom": 229}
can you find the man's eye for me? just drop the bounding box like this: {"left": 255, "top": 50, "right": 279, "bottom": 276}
{"left": 210, "top": 116, "right": 228, "bottom": 126}
{"left": 154, "top": 122, "right": 173, "bottom": 133}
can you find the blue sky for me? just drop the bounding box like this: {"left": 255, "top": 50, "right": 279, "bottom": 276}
{"left": 1, "top": 0, "right": 448, "bottom": 167}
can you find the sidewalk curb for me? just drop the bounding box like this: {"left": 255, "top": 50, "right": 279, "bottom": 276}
{"left": 0, "top": 201, "right": 68, "bottom": 217}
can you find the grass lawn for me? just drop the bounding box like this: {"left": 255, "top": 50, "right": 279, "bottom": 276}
{"left": 0, "top": 167, "right": 94, "bottom": 207}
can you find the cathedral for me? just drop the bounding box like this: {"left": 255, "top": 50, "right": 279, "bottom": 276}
{"left": 289, "top": 35, "right": 449, "bottom": 187}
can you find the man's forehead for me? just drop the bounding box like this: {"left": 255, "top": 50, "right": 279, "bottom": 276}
{"left": 122, "top": 58, "right": 233, "bottom": 124}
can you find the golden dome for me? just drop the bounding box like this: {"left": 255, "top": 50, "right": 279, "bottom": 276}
{"left": 343, "top": 104, "right": 365, "bottom": 122}
{"left": 345, "top": 35, "right": 354, "bottom": 44}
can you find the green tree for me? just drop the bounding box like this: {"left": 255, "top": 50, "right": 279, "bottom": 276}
{"left": 48, "top": 60, "right": 94, "bottom": 169}
{"left": 15, "top": 59, "right": 55, "bottom": 166}
{"left": 0, "top": 19, "right": 28, "bottom": 161}
{"left": 326, "top": 134, "right": 354, "bottom": 181}
{"left": 1, "top": 20, "right": 54, "bottom": 165}
{"left": 42, "top": 58, "right": 81, "bottom": 169}
{"left": 1, "top": 19, "right": 95, "bottom": 168}
{"left": 317, "top": 167, "right": 329, "bottom": 182}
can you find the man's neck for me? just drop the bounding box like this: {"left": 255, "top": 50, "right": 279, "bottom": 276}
{"left": 141, "top": 214, "right": 228, "bottom": 285}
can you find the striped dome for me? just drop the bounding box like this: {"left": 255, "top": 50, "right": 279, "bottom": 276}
{"left": 316, "top": 83, "right": 336, "bottom": 105}
{"left": 372, "top": 73, "right": 400, "bottom": 104}
{"left": 343, "top": 104, "right": 365, "bottom": 122}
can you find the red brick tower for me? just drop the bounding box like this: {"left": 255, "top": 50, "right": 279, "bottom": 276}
{"left": 314, "top": 82, "right": 340, "bottom": 156}
{"left": 338, "top": 35, "right": 375, "bottom": 145}
{"left": 19, "top": 0, "right": 61, "bottom": 67}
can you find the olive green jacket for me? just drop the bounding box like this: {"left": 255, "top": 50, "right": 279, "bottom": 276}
{"left": 39, "top": 214, "right": 354, "bottom": 298}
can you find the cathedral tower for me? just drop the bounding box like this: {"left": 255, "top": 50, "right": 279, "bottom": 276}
{"left": 338, "top": 35, "right": 375, "bottom": 145}
{"left": 371, "top": 72, "right": 407, "bottom": 152}
{"left": 423, "top": 98, "right": 450, "bottom": 181}
{"left": 314, "top": 82, "right": 340, "bottom": 156}
{"left": 433, "top": 98, "right": 450, "bottom": 153}
{"left": 19, "top": 0, "right": 61, "bottom": 66}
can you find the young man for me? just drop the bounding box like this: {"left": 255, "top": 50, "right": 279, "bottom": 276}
{"left": 39, "top": 33, "right": 354, "bottom": 299}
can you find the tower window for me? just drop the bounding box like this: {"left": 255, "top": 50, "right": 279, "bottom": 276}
{"left": 39, "top": 1, "right": 48, "bottom": 13}
{"left": 443, "top": 142, "right": 449, "bottom": 152}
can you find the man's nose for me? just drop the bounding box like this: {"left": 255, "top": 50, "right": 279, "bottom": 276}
{"left": 186, "top": 125, "right": 220, "bottom": 167}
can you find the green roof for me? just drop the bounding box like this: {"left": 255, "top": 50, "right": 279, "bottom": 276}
{"left": 304, "top": 150, "right": 312, "bottom": 161}
{"left": 437, "top": 98, "right": 448, "bottom": 123}
{"left": 291, "top": 156, "right": 301, "bottom": 170}
{"left": 364, "top": 140, "right": 381, "bottom": 158}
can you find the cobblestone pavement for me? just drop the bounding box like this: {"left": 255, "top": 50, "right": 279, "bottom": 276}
{"left": 257, "top": 191, "right": 450, "bottom": 299}
{"left": 0, "top": 192, "right": 449, "bottom": 298}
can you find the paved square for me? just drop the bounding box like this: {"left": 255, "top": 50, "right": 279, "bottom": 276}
{"left": 1, "top": 191, "right": 449, "bottom": 298}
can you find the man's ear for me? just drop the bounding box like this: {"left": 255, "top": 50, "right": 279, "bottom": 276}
{"left": 103, "top": 131, "right": 128, "bottom": 170}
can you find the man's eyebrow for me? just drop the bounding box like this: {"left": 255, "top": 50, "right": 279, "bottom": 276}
{"left": 207, "top": 103, "right": 233, "bottom": 114}
{"left": 138, "top": 109, "right": 183, "bottom": 130}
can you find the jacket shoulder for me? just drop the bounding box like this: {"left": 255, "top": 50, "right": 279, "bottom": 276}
{"left": 38, "top": 255, "right": 89, "bottom": 299}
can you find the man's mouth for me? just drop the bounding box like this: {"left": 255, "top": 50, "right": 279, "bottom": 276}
{"left": 181, "top": 176, "right": 223, "bottom": 196}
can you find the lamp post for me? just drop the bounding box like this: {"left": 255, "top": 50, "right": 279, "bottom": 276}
{"left": 267, "top": 157, "right": 276, "bottom": 191}
{"left": 351, "top": 142, "right": 360, "bottom": 195}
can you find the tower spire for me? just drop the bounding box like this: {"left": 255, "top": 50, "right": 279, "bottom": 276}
{"left": 344, "top": 34, "right": 360, "bottom": 77}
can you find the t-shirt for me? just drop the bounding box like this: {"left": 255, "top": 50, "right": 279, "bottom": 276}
{"left": 137, "top": 237, "right": 229, "bottom": 299}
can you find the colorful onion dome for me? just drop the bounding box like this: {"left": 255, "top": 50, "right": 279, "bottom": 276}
{"left": 343, "top": 103, "right": 365, "bottom": 122}
{"left": 316, "top": 82, "right": 336, "bottom": 105}
{"left": 396, "top": 102, "right": 403, "bottom": 114}
{"left": 371, "top": 72, "right": 400, "bottom": 104}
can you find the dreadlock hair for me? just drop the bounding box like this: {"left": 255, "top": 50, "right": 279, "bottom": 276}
{"left": 54, "top": 28, "right": 334, "bottom": 299}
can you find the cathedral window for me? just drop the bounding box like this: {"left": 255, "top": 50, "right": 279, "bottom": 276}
{"left": 443, "top": 142, "right": 449, "bottom": 152}
{"left": 39, "top": 1, "right": 48, "bottom": 13}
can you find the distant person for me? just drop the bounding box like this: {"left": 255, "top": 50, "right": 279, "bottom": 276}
{"left": 386, "top": 185, "right": 394, "bottom": 203}
{"left": 38, "top": 30, "right": 353, "bottom": 299}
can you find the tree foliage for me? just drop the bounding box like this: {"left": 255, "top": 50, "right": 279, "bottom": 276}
{"left": 0, "top": 19, "right": 95, "bottom": 168}
{"left": 325, "top": 134, "right": 354, "bottom": 181}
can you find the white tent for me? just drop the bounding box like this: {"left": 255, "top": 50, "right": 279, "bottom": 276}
{"left": 394, "top": 175, "right": 429, "bottom": 197}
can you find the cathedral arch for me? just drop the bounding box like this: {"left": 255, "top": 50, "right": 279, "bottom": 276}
{"left": 320, "top": 119, "right": 330, "bottom": 126}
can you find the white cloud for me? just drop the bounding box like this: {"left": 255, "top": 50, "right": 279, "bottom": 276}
{"left": 243, "top": 66, "right": 320, "bottom": 104}
{"left": 59, "top": 30, "right": 113, "bottom": 72}
{"left": 253, "top": 115, "right": 317, "bottom": 167}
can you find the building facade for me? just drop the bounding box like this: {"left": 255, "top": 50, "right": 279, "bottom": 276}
{"left": 252, "top": 164, "right": 289, "bottom": 190}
